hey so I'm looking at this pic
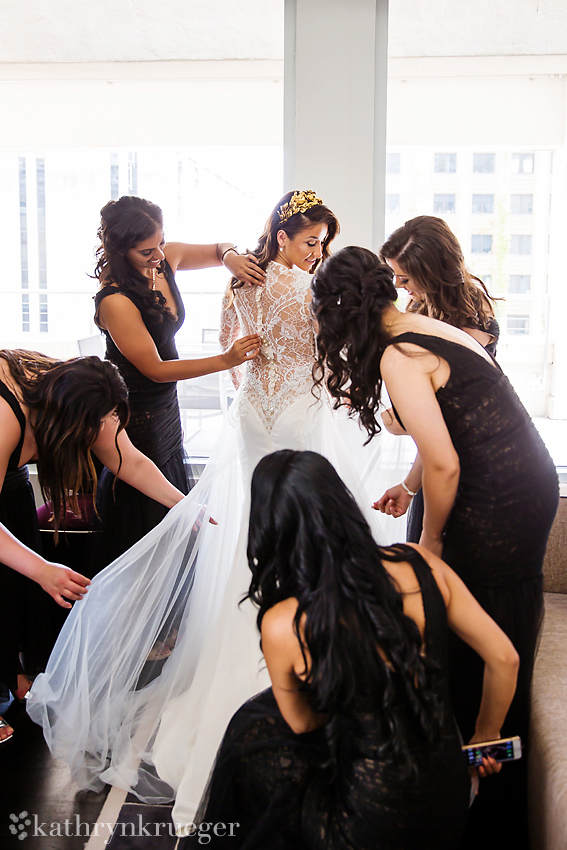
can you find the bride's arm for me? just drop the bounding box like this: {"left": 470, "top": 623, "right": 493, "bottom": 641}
{"left": 219, "top": 289, "right": 245, "bottom": 390}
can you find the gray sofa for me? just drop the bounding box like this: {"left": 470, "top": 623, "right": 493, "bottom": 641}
{"left": 529, "top": 497, "right": 567, "bottom": 850}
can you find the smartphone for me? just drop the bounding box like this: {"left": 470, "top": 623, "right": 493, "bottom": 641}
{"left": 462, "top": 736, "right": 522, "bottom": 767}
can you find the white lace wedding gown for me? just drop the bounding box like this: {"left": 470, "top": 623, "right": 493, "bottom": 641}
{"left": 28, "top": 262, "right": 410, "bottom": 834}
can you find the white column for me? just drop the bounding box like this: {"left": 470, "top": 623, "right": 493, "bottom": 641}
{"left": 284, "top": 0, "right": 389, "bottom": 251}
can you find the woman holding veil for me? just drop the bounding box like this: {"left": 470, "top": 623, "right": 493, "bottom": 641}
{"left": 28, "top": 191, "right": 403, "bottom": 834}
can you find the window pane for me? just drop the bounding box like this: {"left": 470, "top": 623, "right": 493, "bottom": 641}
{"left": 472, "top": 194, "right": 494, "bottom": 213}
{"left": 509, "top": 275, "right": 531, "bottom": 294}
{"left": 510, "top": 235, "right": 532, "bottom": 254}
{"left": 473, "top": 153, "right": 495, "bottom": 173}
{"left": 511, "top": 194, "right": 533, "bottom": 214}
{"left": 512, "top": 153, "right": 534, "bottom": 174}
{"left": 385, "top": 193, "right": 400, "bottom": 214}
{"left": 21, "top": 294, "right": 29, "bottom": 333}
{"left": 386, "top": 153, "right": 400, "bottom": 174}
{"left": 39, "top": 294, "right": 48, "bottom": 333}
{"left": 433, "top": 193, "right": 455, "bottom": 213}
{"left": 471, "top": 234, "right": 492, "bottom": 253}
{"left": 507, "top": 315, "right": 529, "bottom": 335}
{"left": 434, "top": 153, "right": 456, "bottom": 173}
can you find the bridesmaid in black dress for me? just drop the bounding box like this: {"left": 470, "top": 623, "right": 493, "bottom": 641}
{"left": 188, "top": 451, "right": 518, "bottom": 849}
{"left": 0, "top": 351, "right": 186, "bottom": 741}
{"left": 93, "top": 196, "right": 262, "bottom": 566}
{"left": 378, "top": 215, "right": 500, "bottom": 542}
{"left": 311, "top": 247, "right": 559, "bottom": 850}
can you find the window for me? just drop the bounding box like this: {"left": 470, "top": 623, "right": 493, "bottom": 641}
{"left": 511, "top": 194, "right": 533, "bottom": 214}
{"left": 386, "top": 153, "right": 400, "bottom": 174}
{"left": 37, "top": 158, "right": 47, "bottom": 290}
{"left": 472, "top": 194, "right": 494, "bottom": 214}
{"left": 471, "top": 234, "right": 492, "bottom": 253}
{"left": 18, "top": 156, "right": 28, "bottom": 289}
{"left": 21, "top": 294, "right": 29, "bottom": 333}
{"left": 433, "top": 194, "right": 455, "bottom": 213}
{"left": 509, "top": 275, "right": 531, "bottom": 294}
{"left": 473, "top": 153, "right": 495, "bottom": 173}
{"left": 482, "top": 274, "right": 492, "bottom": 288}
{"left": 385, "top": 193, "right": 400, "bottom": 214}
{"left": 507, "top": 315, "right": 529, "bottom": 335}
{"left": 39, "top": 294, "right": 48, "bottom": 333}
{"left": 110, "top": 153, "right": 119, "bottom": 199}
{"left": 510, "top": 235, "right": 532, "bottom": 254}
{"left": 201, "top": 329, "right": 219, "bottom": 344}
{"left": 434, "top": 153, "right": 456, "bottom": 173}
{"left": 128, "top": 152, "right": 138, "bottom": 195}
{"left": 512, "top": 153, "right": 534, "bottom": 174}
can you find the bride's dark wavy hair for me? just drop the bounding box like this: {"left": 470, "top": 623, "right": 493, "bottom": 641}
{"left": 312, "top": 246, "right": 398, "bottom": 441}
{"left": 246, "top": 450, "right": 444, "bottom": 778}
{"left": 0, "top": 350, "right": 129, "bottom": 538}
{"left": 229, "top": 190, "right": 339, "bottom": 292}
{"left": 94, "top": 196, "right": 174, "bottom": 326}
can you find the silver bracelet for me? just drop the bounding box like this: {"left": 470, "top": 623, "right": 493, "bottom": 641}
{"left": 401, "top": 481, "right": 418, "bottom": 498}
{"left": 221, "top": 246, "right": 238, "bottom": 263}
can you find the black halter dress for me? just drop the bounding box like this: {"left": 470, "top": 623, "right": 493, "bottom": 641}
{"left": 93, "top": 261, "right": 192, "bottom": 567}
{"left": 184, "top": 545, "right": 470, "bottom": 850}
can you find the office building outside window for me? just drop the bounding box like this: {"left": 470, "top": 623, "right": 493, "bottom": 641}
{"left": 507, "top": 315, "right": 530, "bottom": 335}
{"left": 473, "top": 153, "right": 495, "bottom": 173}
{"left": 471, "top": 234, "right": 493, "bottom": 253}
{"left": 510, "top": 235, "right": 532, "bottom": 254}
{"left": 509, "top": 275, "right": 531, "bottom": 294}
{"left": 512, "top": 153, "right": 534, "bottom": 174}
{"left": 386, "top": 153, "right": 400, "bottom": 174}
{"left": 434, "top": 153, "right": 456, "bottom": 173}
{"left": 472, "top": 194, "right": 494, "bottom": 214}
{"left": 385, "top": 193, "right": 400, "bottom": 214}
{"left": 433, "top": 194, "right": 455, "bottom": 214}
{"left": 511, "top": 194, "right": 533, "bottom": 214}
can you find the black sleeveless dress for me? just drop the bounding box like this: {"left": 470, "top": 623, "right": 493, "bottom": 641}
{"left": 184, "top": 546, "right": 471, "bottom": 850}
{"left": 93, "top": 262, "right": 192, "bottom": 567}
{"left": 0, "top": 379, "right": 46, "bottom": 689}
{"left": 388, "top": 332, "right": 559, "bottom": 850}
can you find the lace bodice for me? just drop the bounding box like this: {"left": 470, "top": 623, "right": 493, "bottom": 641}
{"left": 220, "top": 262, "right": 316, "bottom": 431}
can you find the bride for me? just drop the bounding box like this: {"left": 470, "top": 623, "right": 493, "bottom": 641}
{"left": 28, "top": 191, "right": 407, "bottom": 833}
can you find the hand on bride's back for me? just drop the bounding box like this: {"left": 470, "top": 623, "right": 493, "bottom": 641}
{"left": 223, "top": 335, "right": 262, "bottom": 368}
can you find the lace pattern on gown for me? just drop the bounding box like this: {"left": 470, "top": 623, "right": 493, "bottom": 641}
{"left": 220, "top": 262, "right": 317, "bottom": 432}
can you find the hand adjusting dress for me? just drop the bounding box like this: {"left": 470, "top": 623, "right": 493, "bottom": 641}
{"left": 92, "top": 261, "right": 192, "bottom": 566}
{"left": 187, "top": 546, "right": 471, "bottom": 850}
{"left": 28, "top": 262, "right": 398, "bottom": 833}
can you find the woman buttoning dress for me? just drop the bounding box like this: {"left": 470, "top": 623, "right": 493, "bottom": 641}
{"left": 311, "top": 246, "right": 559, "bottom": 850}
{"left": 29, "top": 192, "right": 399, "bottom": 831}
{"left": 0, "top": 351, "right": 187, "bottom": 742}
{"left": 187, "top": 450, "right": 519, "bottom": 850}
{"left": 377, "top": 215, "right": 500, "bottom": 543}
{"left": 92, "top": 196, "right": 262, "bottom": 566}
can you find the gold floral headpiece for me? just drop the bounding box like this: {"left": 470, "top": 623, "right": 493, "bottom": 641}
{"left": 278, "top": 190, "right": 323, "bottom": 223}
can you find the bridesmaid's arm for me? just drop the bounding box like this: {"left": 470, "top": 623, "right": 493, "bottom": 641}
{"left": 98, "top": 293, "right": 261, "bottom": 383}
{"left": 164, "top": 242, "right": 265, "bottom": 285}
{"left": 381, "top": 346, "right": 459, "bottom": 557}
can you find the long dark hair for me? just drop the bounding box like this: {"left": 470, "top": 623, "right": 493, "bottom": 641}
{"left": 380, "top": 215, "right": 498, "bottom": 329}
{"left": 94, "top": 196, "right": 173, "bottom": 325}
{"left": 312, "top": 246, "right": 398, "bottom": 441}
{"left": 246, "top": 450, "right": 443, "bottom": 776}
{"left": 229, "top": 190, "right": 339, "bottom": 292}
{"left": 0, "top": 350, "right": 129, "bottom": 536}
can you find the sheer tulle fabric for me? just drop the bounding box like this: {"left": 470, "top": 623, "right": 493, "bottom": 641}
{"left": 28, "top": 263, "right": 411, "bottom": 832}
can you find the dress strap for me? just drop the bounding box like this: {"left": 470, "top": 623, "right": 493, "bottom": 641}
{"left": 0, "top": 380, "right": 26, "bottom": 471}
{"left": 394, "top": 544, "right": 448, "bottom": 662}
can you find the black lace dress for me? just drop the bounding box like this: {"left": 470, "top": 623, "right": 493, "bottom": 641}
{"left": 184, "top": 546, "right": 471, "bottom": 850}
{"left": 93, "top": 262, "right": 192, "bottom": 567}
{"left": 0, "top": 380, "right": 47, "bottom": 687}
{"left": 389, "top": 332, "right": 559, "bottom": 849}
